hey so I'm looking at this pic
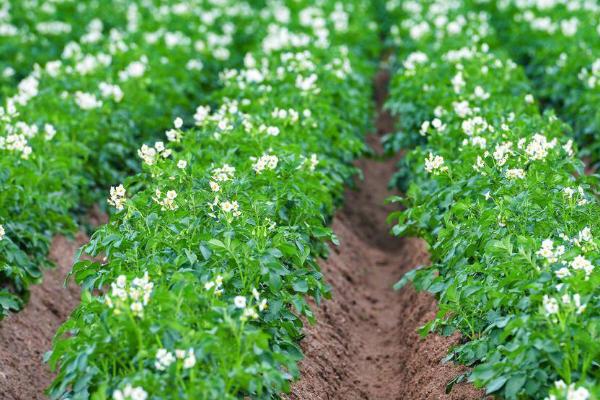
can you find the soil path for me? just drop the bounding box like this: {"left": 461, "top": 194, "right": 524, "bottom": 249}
{"left": 0, "top": 209, "right": 106, "bottom": 400}
{"left": 289, "top": 67, "right": 485, "bottom": 399}
{"left": 0, "top": 235, "right": 85, "bottom": 400}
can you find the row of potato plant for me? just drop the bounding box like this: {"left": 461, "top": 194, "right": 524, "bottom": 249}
{"left": 0, "top": 0, "right": 132, "bottom": 85}
{"left": 0, "top": 0, "right": 263, "bottom": 318}
{"left": 47, "top": 1, "right": 379, "bottom": 399}
{"left": 385, "top": 1, "right": 600, "bottom": 399}
{"left": 490, "top": 0, "right": 600, "bottom": 159}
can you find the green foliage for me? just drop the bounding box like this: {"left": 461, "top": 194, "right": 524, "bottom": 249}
{"left": 387, "top": 1, "right": 600, "bottom": 399}
{"left": 46, "top": 1, "right": 380, "bottom": 399}
{"left": 491, "top": 0, "right": 600, "bottom": 161}
{"left": 0, "top": 0, "right": 264, "bottom": 319}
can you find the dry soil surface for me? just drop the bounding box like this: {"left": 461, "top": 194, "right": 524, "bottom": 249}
{"left": 289, "top": 69, "right": 485, "bottom": 400}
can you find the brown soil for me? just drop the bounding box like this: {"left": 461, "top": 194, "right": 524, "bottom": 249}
{"left": 0, "top": 206, "right": 108, "bottom": 400}
{"left": 0, "top": 234, "right": 85, "bottom": 400}
{"left": 289, "top": 69, "right": 486, "bottom": 399}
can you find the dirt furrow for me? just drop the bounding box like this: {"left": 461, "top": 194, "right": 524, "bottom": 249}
{"left": 0, "top": 208, "right": 106, "bottom": 400}
{"left": 290, "top": 69, "right": 485, "bottom": 399}
{"left": 0, "top": 234, "right": 85, "bottom": 400}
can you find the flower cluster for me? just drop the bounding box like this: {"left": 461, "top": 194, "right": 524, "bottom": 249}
{"left": 152, "top": 189, "right": 178, "bottom": 211}
{"left": 112, "top": 384, "right": 147, "bottom": 400}
{"left": 546, "top": 380, "right": 591, "bottom": 400}
{"left": 105, "top": 273, "right": 153, "bottom": 317}
{"left": 424, "top": 153, "right": 447, "bottom": 174}
{"left": 108, "top": 184, "right": 127, "bottom": 211}
{"left": 138, "top": 142, "right": 171, "bottom": 165}
{"left": 154, "top": 347, "right": 196, "bottom": 371}
{"left": 252, "top": 154, "right": 279, "bottom": 174}
{"left": 233, "top": 288, "right": 268, "bottom": 322}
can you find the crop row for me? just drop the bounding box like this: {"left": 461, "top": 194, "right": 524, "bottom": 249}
{"left": 46, "top": 2, "right": 379, "bottom": 399}
{"left": 491, "top": 0, "right": 600, "bottom": 159}
{"left": 386, "top": 1, "right": 599, "bottom": 399}
{"left": 0, "top": 0, "right": 264, "bottom": 318}
{"left": 0, "top": 1, "right": 127, "bottom": 85}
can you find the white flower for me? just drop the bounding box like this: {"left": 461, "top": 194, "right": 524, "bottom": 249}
{"left": 561, "top": 18, "right": 578, "bottom": 37}
{"left": 44, "top": 124, "right": 56, "bottom": 140}
{"left": 194, "top": 105, "right": 210, "bottom": 126}
{"left": 424, "top": 153, "right": 448, "bottom": 174}
{"left": 113, "top": 384, "right": 148, "bottom": 400}
{"left": 99, "top": 82, "right": 123, "bottom": 102}
{"left": 177, "top": 160, "right": 187, "bottom": 169}
{"left": 234, "top": 296, "right": 247, "bottom": 308}
{"left": 258, "top": 299, "right": 268, "bottom": 311}
{"left": 209, "top": 181, "right": 220, "bottom": 192}
{"left": 119, "top": 60, "right": 146, "bottom": 81}
{"left": 564, "top": 187, "right": 575, "bottom": 198}
{"left": 403, "top": 51, "right": 428, "bottom": 70}
{"left": 174, "top": 117, "right": 183, "bottom": 129}
{"left": 525, "top": 94, "right": 534, "bottom": 104}
{"left": 266, "top": 126, "right": 280, "bottom": 136}
{"left": 155, "top": 348, "right": 176, "bottom": 371}
{"left": 130, "top": 302, "right": 144, "bottom": 316}
{"left": 74, "top": 91, "right": 102, "bottom": 110}
{"left": 543, "top": 295, "right": 559, "bottom": 315}
{"left": 525, "top": 134, "right": 556, "bottom": 161}
{"left": 295, "top": 73, "right": 318, "bottom": 92}
{"left": 0, "top": 224, "right": 5, "bottom": 241}
{"left": 153, "top": 190, "right": 178, "bottom": 211}
{"left": 570, "top": 255, "right": 594, "bottom": 277}
{"left": 137, "top": 144, "right": 157, "bottom": 165}
{"left": 308, "top": 154, "right": 318, "bottom": 171}
{"left": 241, "top": 307, "right": 259, "bottom": 321}
{"left": 420, "top": 120, "right": 430, "bottom": 136}
{"left": 555, "top": 380, "right": 568, "bottom": 390}
{"left": 108, "top": 184, "right": 127, "bottom": 211}
{"left": 505, "top": 169, "right": 525, "bottom": 180}
{"left": 575, "top": 227, "right": 593, "bottom": 246}
{"left": 116, "top": 275, "right": 127, "bottom": 289}
{"left": 568, "top": 387, "right": 590, "bottom": 400}
{"left": 473, "top": 155, "right": 485, "bottom": 172}
{"left": 220, "top": 200, "right": 240, "bottom": 217}
{"left": 212, "top": 164, "right": 235, "bottom": 182}
{"left": 252, "top": 154, "right": 279, "bottom": 174}
{"left": 555, "top": 267, "right": 571, "bottom": 279}
{"left": 563, "top": 139, "right": 574, "bottom": 156}
{"left": 183, "top": 349, "right": 196, "bottom": 369}
{"left": 166, "top": 129, "right": 181, "bottom": 142}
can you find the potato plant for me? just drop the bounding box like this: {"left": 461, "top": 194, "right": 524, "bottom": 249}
{"left": 0, "top": 0, "right": 266, "bottom": 318}
{"left": 490, "top": 0, "right": 600, "bottom": 160}
{"left": 46, "top": 1, "right": 379, "bottom": 399}
{"left": 386, "top": 1, "right": 600, "bottom": 399}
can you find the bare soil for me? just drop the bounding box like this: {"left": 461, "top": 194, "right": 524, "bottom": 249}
{"left": 289, "top": 69, "right": 485, "bottom": 400}
{"left": 0, "top": 207, "right": 106, "bottom": 400}
{"left": 0, "top": 234, "right": 86, "bottom": 400}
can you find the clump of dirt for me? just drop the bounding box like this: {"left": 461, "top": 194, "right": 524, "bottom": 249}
{"left": 289, "top": 69, "right": 485, "bottom": 399}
